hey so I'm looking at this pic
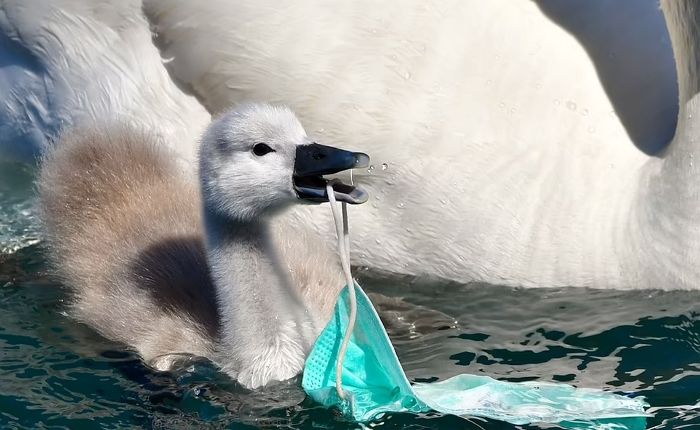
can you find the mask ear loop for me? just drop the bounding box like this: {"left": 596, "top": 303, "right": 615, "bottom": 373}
{"left": 326, "top": 182, "right": 357, "bottom": 401}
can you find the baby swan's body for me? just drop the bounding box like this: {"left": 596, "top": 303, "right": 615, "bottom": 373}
{"left": 38, "top": 104, "right": 368, "bottom": 388}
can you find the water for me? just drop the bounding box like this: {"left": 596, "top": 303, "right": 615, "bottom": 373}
{"left": 1, "top": 164, "right": 700, "bottom": 429}
{"left": 0, "top": 162, "right": 40, "bottom": 254}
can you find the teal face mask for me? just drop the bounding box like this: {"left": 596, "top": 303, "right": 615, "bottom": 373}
{"left": 312, "top": 184, "right": 648, "bottom": 428}
{"left": 302, "top": 284, "right": 649, "bottom": 428}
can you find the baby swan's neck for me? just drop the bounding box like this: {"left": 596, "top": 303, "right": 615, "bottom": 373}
{"left": 203, "top": 211, "right": 319, "bottom": 388}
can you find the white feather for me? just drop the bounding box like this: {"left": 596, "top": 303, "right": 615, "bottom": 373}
{"left": 5, "top": 0, "right": 700, "bottom": 289}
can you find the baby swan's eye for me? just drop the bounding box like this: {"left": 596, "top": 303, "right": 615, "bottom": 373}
{"left": 252, "top": 143, "right": 275, "bottom": 156}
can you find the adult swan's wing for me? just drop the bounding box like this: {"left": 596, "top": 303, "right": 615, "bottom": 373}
{"left": 144, "top": 0, "right": 681, "bottom": 288}
{"left": 0, "top": 0, "right": 208, "bottom": 164}
{"left": 0, "top": 1, "right": 687, "bottom": 289}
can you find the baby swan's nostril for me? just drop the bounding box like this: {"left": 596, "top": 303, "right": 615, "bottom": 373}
{"left": 310, "top": 142, "right": 326, "bottom": 160}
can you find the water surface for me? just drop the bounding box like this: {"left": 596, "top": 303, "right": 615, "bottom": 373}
{"left": 1, "top": 162, "right": 699, "bottom": 429}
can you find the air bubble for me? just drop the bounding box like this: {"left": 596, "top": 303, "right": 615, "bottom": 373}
{"left": 367, "top": 165, "right": 375, "bottom": 173}
{"left": 381, "top": 163, "right": 388, "bottom": 170}
{"left": 566, "top": 101, "right": 577, "bottom": 111}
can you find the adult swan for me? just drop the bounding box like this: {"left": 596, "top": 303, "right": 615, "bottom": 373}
{"left": 0, "top": 0, "right": 696, "bottom": 289}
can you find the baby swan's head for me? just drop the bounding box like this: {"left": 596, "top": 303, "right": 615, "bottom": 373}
{"left": 199, "top": 103, "right": 369, "bottom": 221}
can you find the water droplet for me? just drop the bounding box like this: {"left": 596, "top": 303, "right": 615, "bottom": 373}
{"left": 499, "top": 102, "right": 505, "bottom": 108}
{"left": 367, "top": 165, "right": 375, "bottom": 173}
{"left": 381, "top": 163, "right": 388, "bottom": 170}
{"left": 397, "top": 202, "right": 405, "bottom": 209}
{"left": 403, "top": 71, "right": 411, "bottom": 80}
{"left": 375, "top": 238, "right": 382, "bottom": 245}
{"left": 402, "top": 397, "right": 417, "bottom": 408}
{"left": 486, "top": 79, "right": 492, "bottom": 86}
{"left": 582, "top": 109, "right": 589, "bottom": 116}
{"left": 509, "top": 107, "right": 516, "bottom": 114}
{"left": 554, "top": 99, "right": 560, "bottom": 106}
{"left": 689, "top": 113, "right": 694, "bottom": 120}
{"left": 440, "top": 199, "right": 448, "bottom": 205}
{"left": 566, "top": 101, "right": 577, "bottom": 111}
{"left": 588, "top": 126, "right": 595, "bottom": 133}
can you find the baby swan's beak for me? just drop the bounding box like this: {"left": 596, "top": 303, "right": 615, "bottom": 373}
{"left": 293, "top": 143, "right": 370, "bottom": 204}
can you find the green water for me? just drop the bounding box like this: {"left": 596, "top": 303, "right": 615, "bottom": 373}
{"left": 1, "top": 162, "right": 699, "bottom": 429}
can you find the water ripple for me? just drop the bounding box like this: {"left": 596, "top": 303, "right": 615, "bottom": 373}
{"left": 0, "top": 161, "right": 699, "bottom": 428}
